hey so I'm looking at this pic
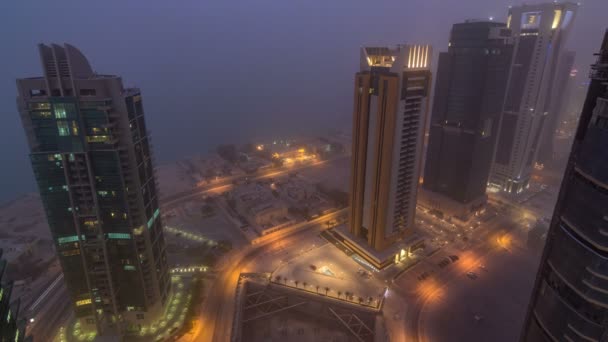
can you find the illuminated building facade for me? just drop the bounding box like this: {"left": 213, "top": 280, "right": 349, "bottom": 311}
{"left": 421, "top": 20, "right": 513, "bottom": 221}
{"left": 0, "top": 250, "right": 28, "bottom": 342}
{"left": 344, "top": 44, "right": 432, "bottom": 269}
{"left": 489, "top": 2, "right": 578, "bottom": 194}
{"left": 521, "top": 30, "right": 608, "bottom": 341}
{"left": 16, "top": 44, "right": 170, "bottom": 336}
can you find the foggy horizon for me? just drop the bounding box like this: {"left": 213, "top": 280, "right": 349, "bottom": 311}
{"left": 1, "top": 0, "right": 605, "bottom": 202}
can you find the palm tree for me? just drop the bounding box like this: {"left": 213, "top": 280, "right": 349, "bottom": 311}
{"left": 345, "top": 291, "right": 351, "bottom": 300}
{"left": 324, "top": 287, "right": 330, "bottom": 295}
{"left": 315, "top": 285, "right": 320, "bottom": 293}
{"left": 303, "top": 282, "right": 308, "bottom": 289}
{"left": 294, "top": 280, "right": 299, "bottom": 288}
{"left": 337, "top": 291, "right": 342, "bottom": 298}
{"left": 274, "top": 275, "right": 281, "bottom": 283}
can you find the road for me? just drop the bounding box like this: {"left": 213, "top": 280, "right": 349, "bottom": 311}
{"left": 184, "top": 210, "right": 345, "bottom": 342}
{"left": 388, "top": 210, "right": 523, "bottom": 342}
{"left": 26, "top": 276, "right": 72, "bottom": 340}
{"left": 162, "top": 155, "right": 348, "bottom": 209}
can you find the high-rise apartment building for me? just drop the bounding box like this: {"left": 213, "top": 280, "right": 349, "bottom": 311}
{"left": 489, "top": 2, "right": 578, "bottom": 194}
{"left": 521, "top": 30, "right": 608, "bottom": 341}
{"left": 16, "top": 44, "right": 170, "bottom": 336}
{"left": 537, "top": 50, "right": 576, "bottom": 165}
{"left": 341, "top": 44, "right": 432, "bottom": 269}
{"left": 420, "top": 20, "right": 513, "bottom": 221}
{"left": 1, "top": 250, "right": 28, "bottom": 342}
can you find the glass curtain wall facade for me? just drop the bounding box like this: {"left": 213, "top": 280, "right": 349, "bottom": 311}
{"left": 16, "top": 44, "right": 169, "bottom": 336}
{"left": 521, "top": 30, "right": 608, "bottom": 341}
{"left": 421, "top": 21, "right": 513, "bottom": 220}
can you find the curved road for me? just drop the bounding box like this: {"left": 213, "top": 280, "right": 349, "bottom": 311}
{"left": 184, "top": 210, "right": 344, "bottom": 342}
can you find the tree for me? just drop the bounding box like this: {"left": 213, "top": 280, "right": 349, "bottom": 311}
{"left": 274, "top": 275, "right": 282, "bottom": 283}
{"left": 337, "top": 291, "right": 342, "bottom": 298}
{"left": 217, "top": 144, "right": 238, "bottom": 164}
{"left": 303, "top": 282, "right": 308, "bottom": 289}
{"left": 227, "top": 199, "right": 236, "bottom": 210}
{"left": 204, "top": 169, "right": 215, "bottom": 181}
{"left": 284, "top": 278, "right": 288, "bottom": 285}
{"left": 358, "top": 297, "right": 364, "bottom": 304}
{"left": 242, "top": 143, "right": 255, "bottom": 153}
{"left": 315, "top": 285, "right": 320, "bottom": 293}
{"left": 217, "top": 240, "right": 232, "bottom": 252}
{"left": 324, "top": 287, "right": 330, "bottom": 295}
{"left": 201, "top": 204, "right": 215, "bottom": 217}
{"left": 294, "top": 280, "right": 299, "bottom": 288}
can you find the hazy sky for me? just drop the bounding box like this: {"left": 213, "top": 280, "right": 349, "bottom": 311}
{"left": 1, "top": 0, "right": 606, "bottom": 202}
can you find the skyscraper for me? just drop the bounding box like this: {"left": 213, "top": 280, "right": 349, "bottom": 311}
{"left": 489, "top": 2, "right": 578, "bottom": 194}
{"left": 16, "top": 44, "right": 170, "bottom": 336}
{"left": 1, "top": 250, "right": 28, "bottom": 342}
{"left": 521, "top": 30, "right": 608, "bottom": 341}
{"left": 341, "top": 44, "right": 432, "bottom": 269}
{"left": 420, "top": 20, "right": 513, "bottom": 221}
{"left": 537, "top": 50, "right": 576, "bottom": 165}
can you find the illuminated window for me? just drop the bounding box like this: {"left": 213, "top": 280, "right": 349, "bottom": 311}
{"left": 32, "top": 111, "right": 52, "bottom": 118}
{"left": 0, "top": 288, "right": 3, "bottom": 301}
{"left": 30, "top": 102, "right": 51, "bottom": 110}
{"left": 76, "top": 298, "right": 92, "bottom": 306}
{"left": 147, "top": 208, "right": 160, "bottom": 229}
{"left": 552, "top": 9, "right": 562, "bottom": 29}
{"left": 86, "top": 135, "right": 110, "bottom": 143}
{"left": 71, "top": 121, "right": 79, "bottom": 136}
{"left": 58, "top": 235, "right": 85, "bottom": 244}
{"left": 132, "top": 225, "right": 144, "bottom": 236}
{"left": 6, "top": 309, "right": 10, "bottom": 323}
{"left": 84, "top": 220, "right": 98, "bottom": 228}
{"left": 507, "top": 14, "right": 512, "bottom": 28}
{"left": 108, "top": 233, "right": 131, "bottom": 239}
{"left": 98, "top": 191, "right": 109, "bottom": 197}
{"left": 57, "top": 121, "right": 70, "bottom": 136}
{"left": 126, "top": 306, "right": 135, "bottom": 311}
{"left": 521, "top": 12, "right": 542, "bottom": 29}
{"left": 54, "top": 103, "right": 67, "bottom": 118}
{"left": 124, "top": 265, "right": 136, "bottom": 271}
{"left": 61, "top": 249, "right": 80, "bottom": 257}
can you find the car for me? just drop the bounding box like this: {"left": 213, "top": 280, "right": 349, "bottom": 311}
{"left": 466, "top": 271, "right": 477, "bottom": 279}
{"left": 449, "top": 255, "right": 459, "bottom": 262}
